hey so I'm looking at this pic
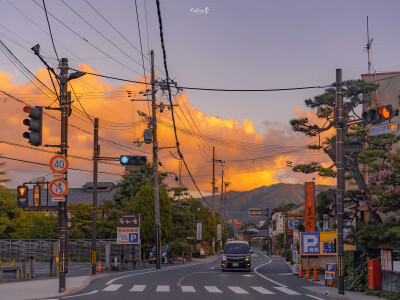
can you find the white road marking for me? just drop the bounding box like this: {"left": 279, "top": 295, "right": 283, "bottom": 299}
{"left": 274, "top": 287, "right": 301, "bottom": 295}
{"left": 278, "top": 273, "right": 294, "bottom": 275}
{"left": 228, "top": 286, "right": 248, "bottom": 294}
{"left": 251, "top": 253, "right": 259, "bottom": 257}
{"left": 106, "top": 255, "right": 222, "bottom": 285}
{"left": 156, "top": 285, "right": 170, "bottom": 292}
{"left": 253, "top": 259, "right": 286, "bottom": 287}
{"left": 129, "top": 285, "right": 146, "bottom": 292}
{"left": 205, "top": 286, "right": 223, "bottom": 293}
{"left": 306, "top": 294, "right": 326, "bottom": 300}
{"left": 62, "top": 290, "right": 99, "bottom": 298}
{"left": 181, "top": 285, "right": 196, "bottom": 292}
{"left": 102, "top": 284, "right": 122, "bottom": 291}
{"left": 251, "top": 286, "right": 275, "bottom": 294}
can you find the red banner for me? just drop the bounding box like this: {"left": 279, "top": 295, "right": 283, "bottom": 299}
{"left": 305, "top": 182, "right": 315, "bottom": 232}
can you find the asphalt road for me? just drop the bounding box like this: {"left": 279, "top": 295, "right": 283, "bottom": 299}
{"left": 43, "top": 251, "right": 333, "bottom": 300}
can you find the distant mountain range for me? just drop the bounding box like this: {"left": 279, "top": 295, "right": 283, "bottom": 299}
{"left": 201, "top": 183, "right": 331, "bottom": 224}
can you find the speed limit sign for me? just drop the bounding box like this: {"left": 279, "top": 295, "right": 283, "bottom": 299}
{"left": 228, "top": 219, "right": 233, "bottom": 224}
{"left": 50, "top": 155, "right": 68, "bottom": 174}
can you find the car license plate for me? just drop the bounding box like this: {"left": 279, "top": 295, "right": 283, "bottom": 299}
{"left": 232, "top": 262, "right": 239, "bottom": 267}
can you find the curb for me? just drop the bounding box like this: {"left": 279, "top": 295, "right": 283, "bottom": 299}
{"left": 61, "top": 274, "right": 109, "bottom": 297}
{"left": 301, "top": 286, "right": 382, "bottom": 300}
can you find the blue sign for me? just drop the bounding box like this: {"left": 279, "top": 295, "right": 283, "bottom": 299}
{"left": 301, "top": 232, "right": 320, "bottom": 254}
{"left": 129, "top": 233, "right": 139, "bottom": 243}
{"left": 288, "top": 218, "right": 299, "bottom": 230}
{"left": 325, "top": 263, "right": 336, "bottom": 279}
{"left": 323, "top": 242, "right": 336, "bottom": 253}
{"left": 371, "top": 122, "right": 399, "bottom": 136}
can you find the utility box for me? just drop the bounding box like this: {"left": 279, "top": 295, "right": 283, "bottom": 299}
{"left": 367, "top": 259, "right": 382, "bottom": 290}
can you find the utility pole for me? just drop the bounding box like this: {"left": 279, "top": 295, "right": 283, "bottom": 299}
{"left": 151, "top": 50, "right": 161, "bottom": 269}
{"left": 336, "top": 68, "right": 345, "bottom": 295}
{"left": 59, "top": 58, "right": 69, "bottom": 293}
{"left": 91, "top": 118, "right": 99, "bottom": 275}
{"left": 266, "top": 208, "right": 270, "bottom": 255}
{"left": 212, "top": 146, "right": 215, "bottom": 254}
{"left": 220, "top": 170, "right": 224, "bottom": 251}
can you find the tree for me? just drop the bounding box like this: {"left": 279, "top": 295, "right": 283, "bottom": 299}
{"left": 68, "top": 203, "right": 92, "bottom": 239}
{"left": 271, "top": 202, "right": 297, "bottom": 215}
{"left": 113, "top": 165, "right": 154, "bottom": 209}
{"left": 290, "top": 80, "right": 400, "bottom": 221}
{"left": 130, "top": 183, "right": 173, "bottom": 247}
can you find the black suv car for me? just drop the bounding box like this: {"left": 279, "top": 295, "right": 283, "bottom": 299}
{"left": 148, "top": 245, "right": 173, "bottom": 264}
{"left": 221, "top": 241, "right": 252, "bottom": 271}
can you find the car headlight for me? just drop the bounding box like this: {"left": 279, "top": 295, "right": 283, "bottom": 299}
{"left": 162, "top": 253, "right": 166, "bottom": 257}
{"left": 244, "top": 256, "right": 250, "bottom": 262}
{"left": 222, "top": 256, "right": 227, "bottom": 262}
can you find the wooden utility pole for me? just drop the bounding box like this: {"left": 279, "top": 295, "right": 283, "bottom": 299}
{"left": 91, "top": 118, "right": 99, "bottom": 275}
{"left": 151, "top": 50, "right": 161, "bottom": 269}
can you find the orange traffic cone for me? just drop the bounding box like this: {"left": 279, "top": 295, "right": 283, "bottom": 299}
{"left": 97, "top": 259, "right": 102, "bottom": 272}
{"left": 305, "top": 265, "right": 311, "bottom": 279}
{"left": 299, "top": 264, "right": 303, "bottom": 278}
{"left": 312, "top": 266, "right": 319, "bottom": 281}
{"left": 329, "top": 279, "right": 334, "bottom": 287}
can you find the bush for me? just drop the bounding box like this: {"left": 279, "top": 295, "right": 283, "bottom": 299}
{"left": 365, "top": 289, "right": 400, "bottom": 300}
{"left": 285, "top": 249, "right": 292, "bottom": 263}
{"left": 170, "top": 238, "right": 189, "bottom": 255}
{"left": 344, "top": 250, "right": 367, "bottom": 292}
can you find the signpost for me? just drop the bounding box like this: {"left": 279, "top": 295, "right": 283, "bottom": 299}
{"left": 50, "top": 155, "right": 69, "bottom": 174}
{"left": 217, "top": 224, "right": 222, "bottom": 241}
{"left": 117, "top": 213, "right": 140, "bottom": 244}
{"left": 277, "top": 213, "right": 284, "bottom": 233}
{"left": 325, "top": 263, "right": 336, "bottom": 280}
{"left": 49, "top": 178, "right": 69, "bottom": 202}
{"left": 228, "top": 219, "right": 233, "bottom": 224}
{"left": 288, "top": 218, "right": 299, "bottom": 230}
{"left": 249, "top": 208, "right": 262, "bottom": 217}
{"left": 235, "top": 220, "right": 241, "bottom": 227}
{"left": 293, "top": 230, "right": 300, "bottom": 244}
{"left": 301, "top": 232, "right": 320, "bottom": 255}
{"left": 370, "top": 122, "right": 399, "bottom": 136}
{"left": 195, "top": 220, "right": 204, "bottom": 241}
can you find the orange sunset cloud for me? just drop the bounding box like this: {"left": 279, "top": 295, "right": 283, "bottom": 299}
{"left": 0, "top": 65, "right": 335, "bottom": 193}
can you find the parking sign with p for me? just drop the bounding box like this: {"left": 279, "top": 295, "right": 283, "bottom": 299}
{"left": 301, "top": 232, "right": 320, "bottom": 255}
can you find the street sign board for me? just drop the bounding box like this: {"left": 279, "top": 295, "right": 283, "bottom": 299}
{"left": 33, "top": 184, "right": 41, "bottom": 207}
{"left": 292, "top": 245, "right": 299, "bottom": 263}
{"left": 293, "top": 263, "right": 300, "bottom": 275}
{"left": 235, "top": 220, "right": 241, "bottom": 227}
{"left": 50, "top": 155, "right": 69, "bottom": 174}
{"left": 305, "top": 182, "right": 315, "bottom": 232}
{"left": 293, "top": 230, "right": 300, "bottom": 244}
{"left": 277, "top": 212, "right": 284, "bottom": 233}
{"left": 288, "top": 218, "right": 299, "bottom": 230}
{"left": 228, "top": 219, "right": 233, "bottom": 224}
{"left": 196, "top": 221, "right": 203, "bottom": 240}
{"left": 117, "top": 228, "right": 140, "bottom": 244}
{"left": 249, "top": 208, "right": 261, "bottom": 217}
{"left": 49, "top": 178, "right": 69, "bottom": 197}
{"left": 52, "top": 197, "right": 65, "bottom": 202}
{"left": 117, "top": 213, "right": 140, "bottom": 228}
{"left": 371, "top": 122, "right": 399, "bottom": 136}
{"left": 325, "top": 263, "right": 336, "bottom": 280}
{"left": 381, "top": 249, "right": 393, "bottom": 271}
{"left": 301, "top": 232, "right": 320, "bottom": 255}
{"left": 186, "top": 236, "right": 195, "bottom": 240}
{"left": 234, "top": 219, "right": 238, "bottom": 224}
{"left": 217, "top": 224, "right": 222, "bottom": 241}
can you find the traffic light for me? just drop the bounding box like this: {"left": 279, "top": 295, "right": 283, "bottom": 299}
{"left": 17, "top": 185, "right": 28, "bottom": 208}
{"left": 23, "top": 106, "right": 43, "bottom": 146}
{"left": 120, "top": 155, "right": 147, "bottom": 166}
{"left": 362, "top": 105, "right": 397, "bottom": 125}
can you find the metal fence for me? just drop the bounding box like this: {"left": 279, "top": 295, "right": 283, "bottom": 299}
{"left": 0, "top": 239, "right": 139, "bottom": 262}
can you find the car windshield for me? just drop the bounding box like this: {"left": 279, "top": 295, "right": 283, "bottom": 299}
{"left": 151, "top": 245, "right": 168, "bottom": 252}
{"left": 224, "top": 243, "right": 249, "bottom": 254}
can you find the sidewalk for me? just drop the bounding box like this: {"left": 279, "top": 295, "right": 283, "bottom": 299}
{"left": 0, "top": 274, "right": 108, "bottom": 300}
{"left": 302, "top": 286, "right": 383, "bottom": 300}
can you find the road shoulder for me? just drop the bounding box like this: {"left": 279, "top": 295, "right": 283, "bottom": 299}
{"left": 302, "top": 285, "right": 383, "bottom": 300}
{"left": 0, "top": 274, "right": 108, "bottom": 300}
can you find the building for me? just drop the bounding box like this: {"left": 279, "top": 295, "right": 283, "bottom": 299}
{"left": 17, "top": 182, "right": 117, "bottom": 208}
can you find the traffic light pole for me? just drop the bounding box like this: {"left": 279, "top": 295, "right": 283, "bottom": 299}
{"left": 59, "top": 58, "right": 69, "bottom": 293}
{"left": 266, "top": 208, "right": 270, "bottom": 255}
{"left": 336, "top": 68, "right": 345, "bottom": 295}
{"left": 151, "top": 50, "right": 161, "bottom": 269}
{"left": 212, "top": 146, "right": 215, "bottom": 254}
{"left": 91, "top": 118, "right": 99, "bottom": 275}
{"left": 220, "top": 170, "right": 224, "bottom": 251}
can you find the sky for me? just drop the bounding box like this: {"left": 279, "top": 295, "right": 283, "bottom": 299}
{"left": 1, "top": 0, "right": 400, "bottom": 195}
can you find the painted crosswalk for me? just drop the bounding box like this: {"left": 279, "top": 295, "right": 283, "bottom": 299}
{"left": 101, "top": 284, "right": 301, "bottom": 295}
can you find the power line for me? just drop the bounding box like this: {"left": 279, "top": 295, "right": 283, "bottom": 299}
{"left": 42, "top": 0, "right": 59, "bottom": 61}
{"left": 0, "top": 155, "right": 121, "bottom": 176}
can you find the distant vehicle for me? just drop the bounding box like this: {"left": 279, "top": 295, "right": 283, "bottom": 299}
{"left": 221, "top": 241, "right": 252, "bottom": 272}
{"left": 148, "top": 245, "right": 173, "bottom": 264}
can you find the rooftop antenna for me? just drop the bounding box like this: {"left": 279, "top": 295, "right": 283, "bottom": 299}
{"left": 365, "top": 16, "right": 373, "bottom": 74}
